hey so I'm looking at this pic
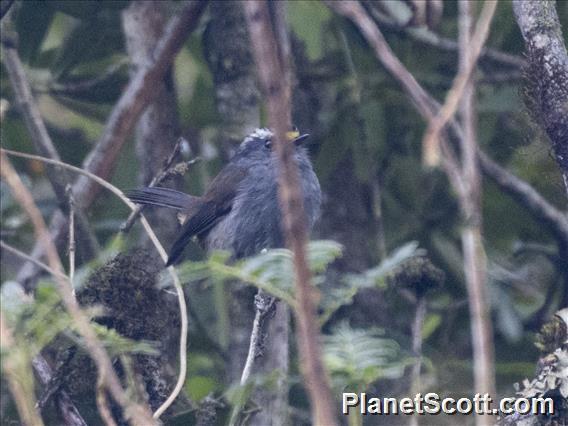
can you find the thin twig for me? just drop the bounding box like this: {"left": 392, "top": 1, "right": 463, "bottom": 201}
{"left": 96, "top": 376, "right": 117, "bottom": 426}
{"left": 243, "top": 2, "right": 338, "bottom": 425}
{"left": 1, "top": 148, "right": 188, "bottom": 421}
{"left": 326, "top": 0, "right": 468, "bottom": 199}
{"left": 67, "top": 187, "right": 76, "bottom": 295}
{"left": 121, "top": 138, "right": 199, "bottom": 233}
{"left": 0, "top": 151, "right": 156, "bottom": 424}
{"left": 479, "top": 152, "right": 568, "bottom": 244}
{"left": 1, "top": 17, "right": 100, "bottom": 260}
{"left": 229, "top": 292, "right": 276, "bottom": 426}
{"left": 422, "top": 0, "right": 498, "bottom": 167}
{"left": 1, "top": 240, "right": 67, "bottom": 280}
{"left": 0, "top": 312, "right": 45, "bottom": 426}
{"left": 409, "top": 296, "right": 427, "bottom": 426}
{"left": 12, "top": 0, "right": 207, "bottom": 289}
{"left": 327, "top": 0, "right": 568, "bottom": 249}
{"left": 365, "top": 3, "right": 525, "bottom": 69}
{"left": 48, "top": 59, "right": 129, "bottom": 95}
{"left": 458, "top": 1, "right": 496, "bottom": 406}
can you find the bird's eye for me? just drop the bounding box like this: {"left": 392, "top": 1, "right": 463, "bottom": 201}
{"left": 264, "top": 140, "right": 272, "bottom": 149}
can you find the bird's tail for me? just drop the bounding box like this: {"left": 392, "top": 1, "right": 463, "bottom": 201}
{"left": 125, "top": 187, "right": 198, "bottom": 210}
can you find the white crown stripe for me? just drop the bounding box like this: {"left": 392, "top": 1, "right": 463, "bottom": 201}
{"left": 242, "top": 128, "right": 273, "bottom": 144}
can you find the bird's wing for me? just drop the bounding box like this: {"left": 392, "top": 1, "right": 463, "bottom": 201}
{"left": 125, "top": 187, "right": 199, "bottom": 210}
{"left": 166, "top": 164, "right": 248, "bottom": 266}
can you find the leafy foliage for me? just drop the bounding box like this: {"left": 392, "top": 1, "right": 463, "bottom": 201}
{"left": 324, "top": 322, "right": 410, "bottom": 392}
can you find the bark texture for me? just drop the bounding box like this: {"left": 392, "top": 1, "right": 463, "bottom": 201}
{"left": 122, "top": 0, "right": 183, "bottom": 248}
{"left": 203, "top": 4, "right": 290, "bottom": 425}
{"left": 203, "top": 0, "right": 259, "bottom": 384}
{"left": 513, "top": 0, "right": 568, "bottom": 196}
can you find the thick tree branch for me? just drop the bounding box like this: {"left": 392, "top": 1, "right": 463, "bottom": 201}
{"left": 513, "top": 0, "right": 568, "bottom": 196}
{"left": 13, "top": 0, "right": 206, "bottom": 287}
{"left": 243, "top": 2, "right": 338, "bottom": 425}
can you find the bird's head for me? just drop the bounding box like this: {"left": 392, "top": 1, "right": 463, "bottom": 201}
{"left": 237, "top": 127, "right": 310, "bottom": 161}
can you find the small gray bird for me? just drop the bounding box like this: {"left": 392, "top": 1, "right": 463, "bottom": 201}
{"left": 127, "top": 128, "right": 321, "bottom": 265}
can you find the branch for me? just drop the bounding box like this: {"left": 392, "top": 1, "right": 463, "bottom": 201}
{"left": 12, "top": 0, "right": 207, "bottom": 287}
{"left": 0, "top": 312, "right": 45, "bottom": 426}
{"left": 239, "top": 292, "right": 276, "bottom": 386}
{"left": 1, "top": 19, "right": 100, "bottom": 260}
{"left": 0, "top": 0, "right": 15, "bottom": 20}
{"left": 422, "top": 0, "right": 498, "bottom": 167}
{"left": 1, "top": 148, "right": 189, "bottom": 421}
{"left": 121, "top": 140, "right": 199, "bottom": 233}
{"left": 1, "top": 240, "right": 66, "bottom": 279}
{"left": 243, "top": 2, "right": 338, "bottom": 425}
{"left": 0, "top": 151, "right": 156, "bottom": 425}
{"left": 365, "top": 3, "right": 526, "bottom": 69}
{"left": 457, "top": 0, "right": 495, "bottom": 405}
{"left": 326, "top": 0, "right": 466, "bottom": 198}
{"left": 31, "top": 353, "right": 87, "bottom": 426}
{"left": 479, "top": 152, "right": 568, "bottom": 245}
{"left": 327, "top": 0, "right": 568, "bottom": 248}
{"left": 513, "top": 0, "right": 568, "bottom": 196}
{"left": 229, "top": 291, "right": 276, "bottom": 426}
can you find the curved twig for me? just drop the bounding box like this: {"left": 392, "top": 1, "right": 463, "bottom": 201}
{"left": 1, "top": 151, "right": 156, "bottom": 424}
{"left": 1, "top": 148, "right": 188, "bottom": 421}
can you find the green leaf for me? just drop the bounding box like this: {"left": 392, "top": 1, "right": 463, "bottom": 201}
{"left": 346, "top": 241, "right": 423, "bottom": 288}
{"left": 324, "top": 323, "right": 409, "bottom": 391}
{"left": 422, "top": 313, "right": 442, "bottom": 341}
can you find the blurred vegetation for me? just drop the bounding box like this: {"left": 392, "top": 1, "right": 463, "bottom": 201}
{"left": 1, "top": 1, "right": 567, "bottom": 425}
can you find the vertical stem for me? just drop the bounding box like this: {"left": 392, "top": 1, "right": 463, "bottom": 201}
{"left": 458, "top": 2, "right": 496, "bottom": 419}
{"left": 243, "top": 2, "right": 338, "bottom": 425}
{"left": 409, "top": 296, "right": 427, "bottom": 426}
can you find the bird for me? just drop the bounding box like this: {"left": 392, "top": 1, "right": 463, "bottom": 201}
{"left": 126, "top": 128, "right": 321, "bottom": 266}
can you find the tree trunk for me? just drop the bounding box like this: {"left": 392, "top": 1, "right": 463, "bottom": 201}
{"left": 203, "top": 3, "right": 290, "bottom": 425}
{"left": 513, "top": 0, "right": 568, "bottom": 197}
{"left": 122, "top": 0, "right": 183, "bottom": 248}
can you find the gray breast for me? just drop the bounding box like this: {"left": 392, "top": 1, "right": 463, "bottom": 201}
{"left": 204, "top": 152, "right": 321, "bottom": 259}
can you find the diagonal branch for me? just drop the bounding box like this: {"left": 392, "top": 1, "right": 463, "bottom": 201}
{"left": 2, "top": 147, "right": 189, "bottom": 421}
{"left": 422, "top": 0, "right": 498, "bottom": 167}
{"left": 1, "top": 20, "right": 100, "bottom": 260}
{"left": 12, "top": 0, "right": 207, "bottom": 287}
{"left": 479, "top": 152, "right": 568, "bottom": 245}
{"left": 365, "top": 3, "right": 525, "bottom": 69}
{"left": 1, "top": 151, "right": 156, "bottom": 425}
{"left": 327, "top": 0, "right": 568, "bottom": 249}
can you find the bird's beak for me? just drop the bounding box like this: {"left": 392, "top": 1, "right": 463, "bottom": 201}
{"left": 292, "top": 133, "right": 310, "bottom": 146}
